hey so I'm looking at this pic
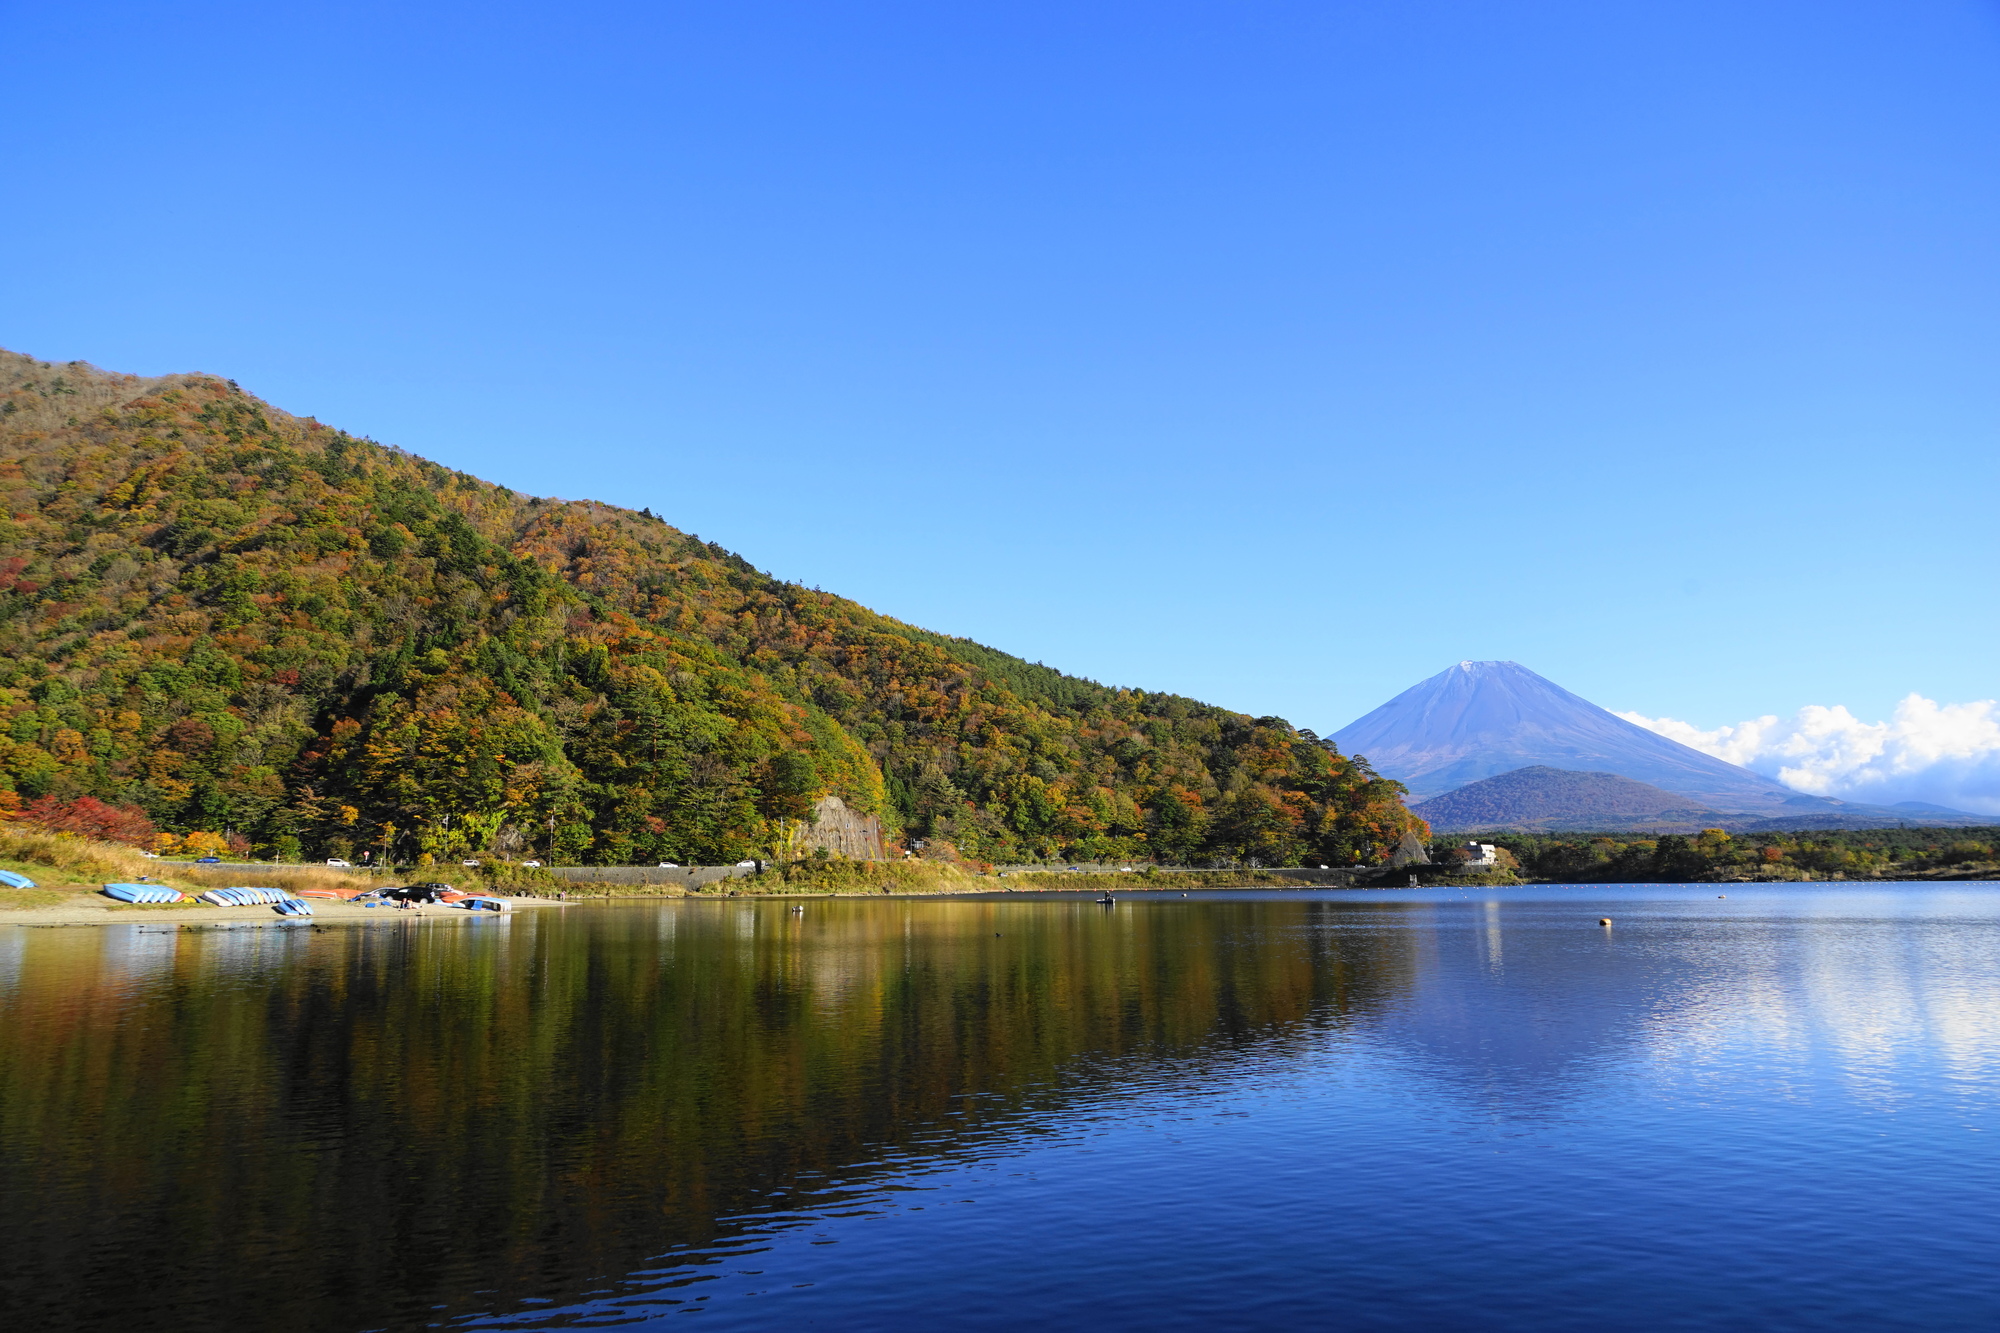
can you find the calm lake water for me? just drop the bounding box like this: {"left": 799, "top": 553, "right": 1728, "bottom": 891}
{"left": 3, "top": 885, "right": 1999, "bottom": 1331}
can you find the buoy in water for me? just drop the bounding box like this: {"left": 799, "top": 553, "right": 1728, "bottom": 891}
{"left": 1598, "top": 918, "right": 1613, "bottom": 926}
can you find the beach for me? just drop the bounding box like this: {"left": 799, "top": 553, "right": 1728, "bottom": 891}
{"left": 0, "top": 891, "right": 562, "bottom": 928}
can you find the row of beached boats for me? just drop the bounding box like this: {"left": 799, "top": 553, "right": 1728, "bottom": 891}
{"left": 97, "top": 881, "right": 513, "bottom": 916}
{"left": 99, "top": 882, "right": 312, "bottom": 912}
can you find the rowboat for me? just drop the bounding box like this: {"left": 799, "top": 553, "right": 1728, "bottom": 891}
{"left": 196, "top": 887, "right": 292, "bottom": 906}
{"left": 102, "top": 883, "right": 186, "bottom": 904}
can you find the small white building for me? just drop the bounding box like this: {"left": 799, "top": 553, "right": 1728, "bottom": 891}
{"left": 1457, "top": 842, "right": 1499, "bottom": 872}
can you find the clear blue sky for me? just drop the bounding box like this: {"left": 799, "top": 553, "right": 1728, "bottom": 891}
{"left": 5, "top": 0, "right": 1998, "bottom": 733}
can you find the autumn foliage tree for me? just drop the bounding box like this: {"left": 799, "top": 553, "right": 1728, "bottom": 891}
{"left": 16, "top": 795, "right": 158, "bottom": 847}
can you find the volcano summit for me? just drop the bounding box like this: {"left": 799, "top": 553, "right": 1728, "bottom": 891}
{"left": 1329, "top": 662, "right": 1818, "bottom": 816}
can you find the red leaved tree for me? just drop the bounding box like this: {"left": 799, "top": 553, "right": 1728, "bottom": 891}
{"left": 17, "top": 795, "right": 159, "bottom": 847}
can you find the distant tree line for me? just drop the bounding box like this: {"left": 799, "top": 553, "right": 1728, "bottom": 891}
{"left": 1436, "top": 827, "right": 2000, "bottom": 882}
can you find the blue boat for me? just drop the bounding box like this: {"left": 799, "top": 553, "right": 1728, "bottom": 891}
{"left": 0, "top": 869, "right": 37, "bottom": 889}
{"left": 459, "top": 896, "right": 512, "bottom": 912}
{"left": 272, "top": 897, "right": 314, "bottom": 918}
{"left": 102, "top": 883, "right": 186, "bottom": 904}
{"left": 196, "top": 887, "right": 291, "bottom": 907}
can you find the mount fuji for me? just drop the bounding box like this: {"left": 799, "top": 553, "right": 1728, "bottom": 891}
{"left": 1329, "top": 662, "right": 1820, "bottom": 816}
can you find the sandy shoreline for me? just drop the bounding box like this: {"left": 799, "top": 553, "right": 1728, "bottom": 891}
{"left": 0, "top": 894, "right": 568, "bottom": 927}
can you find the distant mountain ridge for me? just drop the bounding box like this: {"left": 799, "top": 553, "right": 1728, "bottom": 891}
{"left": 1416, "top": 763, "right": 1993, "bottom": 833}
{"left": 1410, "top": 766, "right": 1724, "bottom": 832}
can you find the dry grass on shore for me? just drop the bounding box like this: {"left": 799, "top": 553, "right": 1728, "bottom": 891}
{"left": 766, "top": 860, "right": 985, "bottom": 894}
{"left": 540, "top": 861, "right": 979, "bottom": 898}
{"left": 0, "top": 827, "right": 158, "bottom": 886}
{"left": 0, "top": 828, "right": 369, "bottom": 890}
{"left": 994, "top": 868, "right": 1310, "bottom": 891}
{"left": 178, "top": 864, "right": 378, "bottom": 895}
{"left": 730, "top": 861, "right": 1320, "bottom": 895}
{"left": 0, "top": 831, "right": 387, "bottom": 895}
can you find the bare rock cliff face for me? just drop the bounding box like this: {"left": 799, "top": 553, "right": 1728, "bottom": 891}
{"left": 805, "top": 796, "right": 885, "bottom": 860}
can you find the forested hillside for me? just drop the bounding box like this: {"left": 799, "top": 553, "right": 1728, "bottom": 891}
{"left": 0, "top": 351, "right": 1421, "bottom": 866}
{"left": 1409, "top": 765, "right": 1723, "bottom": 832}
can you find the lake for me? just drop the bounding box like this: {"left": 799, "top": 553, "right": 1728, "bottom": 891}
{"left": 2, "top": 885, "right": 1998, "bottom": 1330}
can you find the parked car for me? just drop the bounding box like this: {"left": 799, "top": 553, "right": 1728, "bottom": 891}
{"left": 735, "top": 860, "right": 757, "bottom": 868}
{"left": 140, "top": 851, "right": 159, "bottom": 859}
{"left": 461, "top": 859, "right": 480, "bottom": 867}
{"left": 385, "top": 882, "right": 454, "bottom": 904}
{"left": 196, "top": 856, "right": 221, "bottom": 864}
{"left": 325, "top": 858, "right": 351, "bottom": 867}
{"left": 522, "top": 860, "right": 542, "bottom": 867}
{"left": 658, "top": 862, "right": 680, "bottom": 868}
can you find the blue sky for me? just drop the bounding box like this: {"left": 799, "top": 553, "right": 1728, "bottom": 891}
{"left": 5, "top": 0, "right": 1998, "bottom": 743}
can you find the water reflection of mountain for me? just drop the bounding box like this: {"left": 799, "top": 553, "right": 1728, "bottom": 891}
{"left": 0, "top": 900, "right": 1422, "bottom": 1332}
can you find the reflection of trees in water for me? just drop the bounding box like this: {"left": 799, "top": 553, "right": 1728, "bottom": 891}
{"left": 0, "top": 901, "right": 1420, "bottom": 1331}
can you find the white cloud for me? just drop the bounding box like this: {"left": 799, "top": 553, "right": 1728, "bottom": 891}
{"left": 1617, "top": 695, "right": 2000, "bottom": 817}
